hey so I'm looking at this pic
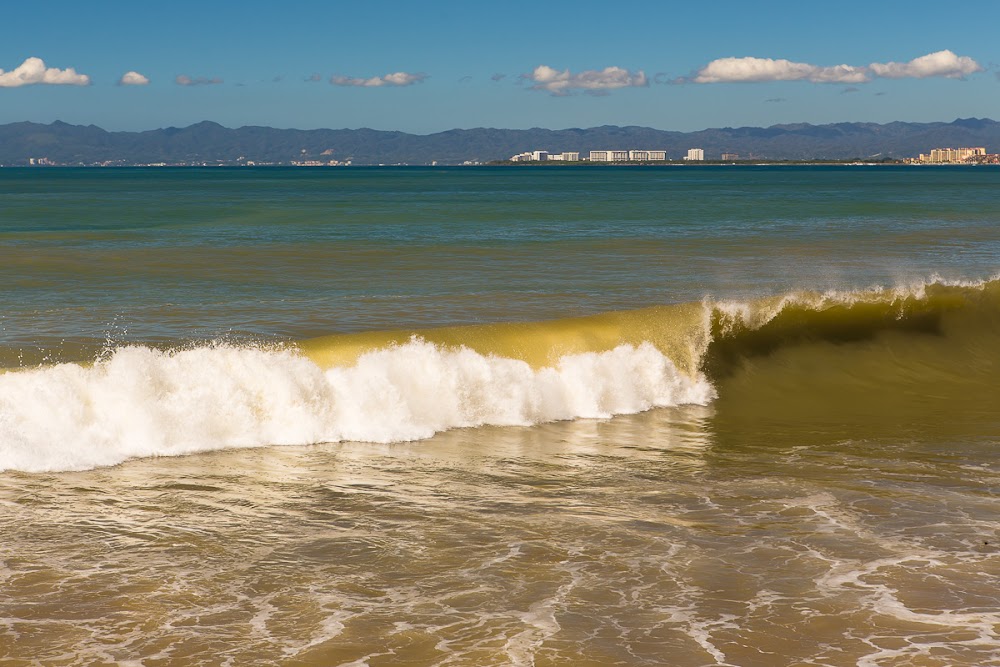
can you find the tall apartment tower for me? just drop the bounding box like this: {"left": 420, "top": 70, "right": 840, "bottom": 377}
{"left": 685, "top": 148, "right": 705, "bottom": 161}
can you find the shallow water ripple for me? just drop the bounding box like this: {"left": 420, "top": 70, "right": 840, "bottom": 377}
{"left": 1, "top": 410, "right": 998, "bottom": 665}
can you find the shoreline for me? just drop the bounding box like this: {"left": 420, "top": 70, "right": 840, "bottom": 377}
{"left": 10, "top": 161, "right": 1000, "bottom": 168}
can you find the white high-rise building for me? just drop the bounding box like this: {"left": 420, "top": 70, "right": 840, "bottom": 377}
{"left": 628, "top": 150, "right": 666, "bottom": 161}
{"left": 685, "top": 148, "right": 704, "bottom": 161}
{"left": 589, "top": 150, "right": 630, "bottom": 162}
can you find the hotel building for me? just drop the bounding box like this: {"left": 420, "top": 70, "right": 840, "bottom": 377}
{"left": 589, "top": 150, "right": 630, "bottom": 162}
{"left": 628, "top": 150, "right": 667, "bottom": 161}
{"left": 917, "top": 147, "right": 987, "bottom": 163}
{"left": 509, "top": 151, "right": 581, "bottom": 162}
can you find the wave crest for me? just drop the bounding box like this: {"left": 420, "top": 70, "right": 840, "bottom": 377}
{"left": 0, "top": 340, "right": 714, "bottom": 472}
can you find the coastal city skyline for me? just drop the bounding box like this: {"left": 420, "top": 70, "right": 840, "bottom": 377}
{"left": 1, "top": 0, "right": 998, "bottom": 134}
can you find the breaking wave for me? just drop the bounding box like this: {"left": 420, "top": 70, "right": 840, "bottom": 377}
{"left": 3, "top": 275, "right": 1000, "bottom": 472}
{"left": 0, "top": 340, "right": 712, "bottom": 472}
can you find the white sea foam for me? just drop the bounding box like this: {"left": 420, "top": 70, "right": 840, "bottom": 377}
{"left": 0, "top": 339, "right": 715, "bottom": 473}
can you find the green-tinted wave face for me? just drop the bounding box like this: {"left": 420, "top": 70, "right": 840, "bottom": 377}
{"left": 260, "top": 278, "right": 989, "bottom": 457}
{"left": 704, "top": 280, "right": 1000, "bottom": 445}
{"left": 296, "top": 301, "right": 711, "bottom": 374}
{"left": 294, "top": 277, "right": 1000, "bottom": 443}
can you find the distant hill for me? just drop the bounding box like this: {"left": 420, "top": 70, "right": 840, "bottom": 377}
{"left": 1, "top": 118, "right": 999, "bottom": 165}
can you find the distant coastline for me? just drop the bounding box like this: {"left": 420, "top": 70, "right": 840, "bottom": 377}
{"left": 11, "top": 160, "right": 1000, "bottom": 169}
{"left": 1, "top": 117, "right": 997, "bottom": 167}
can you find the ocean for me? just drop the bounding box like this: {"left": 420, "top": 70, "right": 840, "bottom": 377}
{"left": 1, "top": 165, "right": 999, "bottom": 665}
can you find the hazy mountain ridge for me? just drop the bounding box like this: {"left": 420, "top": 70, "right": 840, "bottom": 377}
{"left": 1, "top": 118, "right": 998, "bottom": 165}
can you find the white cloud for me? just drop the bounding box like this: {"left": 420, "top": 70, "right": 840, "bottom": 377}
{"left": 118, "top": 71, "right": 149, "bottom": 86}
{"left": 0, "top": 56, "right": 90, "bottom": 87}
{"left": 692, "top": 57, "right": 867, "bottom": 84}
{"left": 176, "top": 75, "right": 223, "bottom": 86}
{"left": 689, "top": 50, "right": 982, "bottom": 84}
{"left": 869, "top": 50, "right": 982, "bottom": 79}
{"left": 525, "top": 65, "right": 648, "bottom": 95}
{"left": 330, "top": 72, "right": 427, "bottom": 87}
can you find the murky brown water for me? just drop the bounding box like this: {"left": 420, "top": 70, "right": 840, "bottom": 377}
{"left": 3, "top": 402, "right": 998, "bottom": 666}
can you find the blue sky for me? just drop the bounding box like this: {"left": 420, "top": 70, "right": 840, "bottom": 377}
{"left": 1, "top": 0, "right": 998, "bottom": 133}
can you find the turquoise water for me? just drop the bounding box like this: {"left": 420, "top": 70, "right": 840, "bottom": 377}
{"left": 2, "top": 166, "right": 998, "bottom": 351}
{"left": 2, "top": 165, "right": 1000, "bottom": 666}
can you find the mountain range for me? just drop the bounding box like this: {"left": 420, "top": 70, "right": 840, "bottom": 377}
{"left": 2, "top": 118, "right": 998, "bottom": 165}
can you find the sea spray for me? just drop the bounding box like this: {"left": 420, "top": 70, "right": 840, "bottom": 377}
{"left": 0, "top": 339, "right": 714, "bottom": 473}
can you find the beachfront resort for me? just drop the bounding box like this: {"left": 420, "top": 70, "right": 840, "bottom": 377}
{"left": 509, "top": 149, "right": 703, "bottom": 162}
{"left": 906, "top": 147, "right": 1000, "bottom": 164}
